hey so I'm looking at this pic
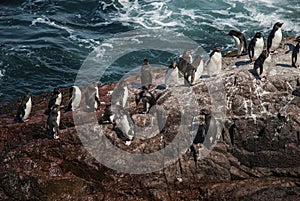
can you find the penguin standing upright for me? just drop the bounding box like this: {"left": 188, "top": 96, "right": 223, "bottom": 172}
{"left": 228, "top": 30, "right": 248, "bottom": 57}
{"left": 115, "top": 108, "right": 135, "bottom": 146}
{"left": 15, "top": 92, "right": 32, "bottom": 123}
{"left": 207, "top": 46, "right": 222, "bottom": 77}
{"left": 184, "top": 55, "right": 203, "bottom": 86}
{"left": 46, "top": 104, "right": 61, "bottom": 139}
{"left": 165, "top": 61, "right": 179, "bottom": 87}
{"left": 141, "top": 58, "right": 152, "bottom": 89}
{"left": 193, "top": 55, "right": 204, "bottom": 83}
{"left": 267, "top": 22, "right": 284, "bottom": 54}
{"left": 178, "top": 50, "right": 193, "bottom": 74}
{"left": 65, "top": 86, "right": 81, "bottom": 112}
{"left": 253, "top": 50, "right": 271, "bottom": 81}
{"left": 111, "top": 80, "right": 129, "bottom": 108}
{"left": 45, "top": 88, "right": 62, "bottom": 115}
{"left": 292, "top": 41, "right": 300, "bottom": 68}
{"left": 248, "top": 32, "right": 264, "bottom": 62}
{"left": 85, "top": 82, "right": 101, "bottom": 112}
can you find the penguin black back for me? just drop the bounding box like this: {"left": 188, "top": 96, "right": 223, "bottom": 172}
{"left": 267, "top": 22, "right": 284, "bottom": 52}
{"left": 253, "top": 50, "right": 269, "bottom": 79}
{"left": 15, "top": 92, "right": 31, "bottom": 123}
{"left": 292, "top": 42, "right": 300, "bottom": 68}
{"left": 228, "top": 30, "right": 248, "bottom": 56}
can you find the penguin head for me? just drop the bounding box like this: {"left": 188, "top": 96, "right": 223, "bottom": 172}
{"left": 254, "top": 32, "right": 262, "bottom": 38}
{"left": 24, "top": 91, "right": 30, "bottom": 98}
{"left": 170, "top": 60, "right": 177, "bottom": 69}
{"left": 53, "top": 88, "right": 60, "bottom": 95}
{"left": 50, "top": 104, "right": 60, "bottom": 113}
{"left": 214, "top": 46, "right": 222, "bottom": 52}
{"left": 274, "top": 22, "right": 284, "bottom": 29}
{"left": 143, "top": 58, "right": 149, "bottom": 65}
{"left": 228, "top": 30, "right": 240, "bottom": 37}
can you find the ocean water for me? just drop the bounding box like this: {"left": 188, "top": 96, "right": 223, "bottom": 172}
{"left": 0, "top": 0, "right": 299, "bottom": 103}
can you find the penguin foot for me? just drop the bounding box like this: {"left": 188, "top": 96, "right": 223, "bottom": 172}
{"left": 261, "top": 76, "right": 267, "bottom": 82}
{"left": 53, "top": 134, "right": 59, "bottom": 139}
{"left": 125, "top": 141, "right": 132, "bottom": 146}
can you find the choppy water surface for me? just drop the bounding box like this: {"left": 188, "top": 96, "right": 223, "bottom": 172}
{"left": 0, "top": 0, "right": 299, "bottom": 103}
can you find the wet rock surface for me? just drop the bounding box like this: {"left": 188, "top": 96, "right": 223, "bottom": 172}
{"left": 0, "top": 37, "right": 299, "bottom": 200}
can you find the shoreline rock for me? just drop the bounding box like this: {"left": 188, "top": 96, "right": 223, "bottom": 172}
{"left": 0, "top": 37, "right": 299, "bottom": 200}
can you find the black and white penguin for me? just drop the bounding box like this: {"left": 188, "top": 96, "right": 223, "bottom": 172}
{"left": 178, "top": 50, "right": 193, "bottom": 74}
{"left": 184, "top": 55, "right": 204, "bottom": 86}
{"left": 292, "top": 41, "right": 300, "bottom": 68}
{"left": 85, "top": 82, "right": 101, "bottom": 112}
{"left": 141, "top": 58, "right": 152, "bottom": 89}
{"left": 115, "top": 109, "right": 135, "bottom": 146}
{"left": 253, "top": 50, "right": 271, "bottom": 81}
{"left": 248, "top": 32, "right": 264, "bottom": 62}
{"left": 45, "top": 88, "right": 62, "bottom": 115}
{"left": 228, "top": 30, "right": 248, "bottom": 57}
{"left": 135, "top": 87, "right": 161, "bottom": 114}
{"left": 111, "top": 80, "right": 129, "bottom": 108}
{"left": 46, "top": 104, "right": 61, "bottom": 139}
{"left": 15, "top": 92, "right": 32, "bottom": 123}
{"left": 267, "top": 22, "right": 284, "bottom": 54}
{"left": 165, "top": 61, "right": 179, "bottom": 87}
{"left": 99, "top": 103, "right": 115, "bottom": 124}
{"left": 207, "top": 46, "right": 222, "bottom": 77}
{"left": 65, "top": 86, "right": 81, "bottom": 112}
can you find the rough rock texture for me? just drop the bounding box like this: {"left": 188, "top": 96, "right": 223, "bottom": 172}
{"left": 0, "top": 37, "right": 299, "bottom": 200}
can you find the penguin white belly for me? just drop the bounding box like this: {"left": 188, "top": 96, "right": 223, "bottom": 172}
{"left": 270, "top": 29, "right": 282, "bottom": 51}
{"left": 254, "top": 38, "right": 264, "bottom": 60}
{"left": 165, "top": 68, "right": 179, "bottom": 86}
{"left": 94, "top": 87, "right": 100, "bottom": 109}
{"left": 55, "top": 93, "right": 62, "bottom": 106}
{"left": 233, "top": 36, "right": 242, "bottom": 55}
{"left": 122, "top": 86, "right": 128, "bottom": 108}
{"left": 120, "top": 115, "right": 130, "bottom": 136}
{"left": 194, "top": 60, "right": 203, "bottom": 82}
{"left": 23, "top": 97, "right": 32, "bottom": 120}
{"left": 208, "top": 53, "right": 222, "bottom": 76}
{"left": 296, "top": 52, "right": 300, "bottom": 67}
{"left": 72, "top": 86, "right": 81, "bottom": 110}
{"left": 56, "top": 111, "right": 61, "bottom": 127}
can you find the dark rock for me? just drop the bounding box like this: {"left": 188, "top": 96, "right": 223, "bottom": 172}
{"left": 0, "top": 37, "right": 299, "bottom": 200}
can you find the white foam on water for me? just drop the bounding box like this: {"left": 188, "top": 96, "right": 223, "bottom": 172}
{"left": 0, "top": 69, "right": 5, "bottom": 78}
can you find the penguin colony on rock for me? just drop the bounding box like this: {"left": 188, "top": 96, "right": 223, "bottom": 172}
{"left": 14, "top": 22, "right": 299, "bottom": 145}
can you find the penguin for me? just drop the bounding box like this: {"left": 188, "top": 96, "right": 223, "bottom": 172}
{"left": 46, "top": 104, "right": 61, "bottom": 139}
{"left": 45, "top": 88, "right": 62, "bottom": 115}
{"left": 228, "top": 30, "right": 248, "bottom": 57}
{"left": 135, "top": 87, "right": 161, "bottom": 114}
{"left": 165, "top": 61, "right": 179, "bottom": 87}
{"left": 248, "top": 32, "right": 264, "bottom": 62}
{"left": 141, "top": 58, "right": 152, "bottom": 89}
{"left": 99, "top": 103, "right": 115, "bottom": 124}
{"left": 253, "top": 50, "right": 271, "bottom": 81}
{"left": 292, "top": 41, "right": 300, "bottom": 68}
{"left": 15, "top": 92, "right": 32, "bottom": 123}
{"left": 193, "top": 55, "right": 204, "bottom": 82}
{"left": 85, "top": 82, "right": 101, "bottom": 112}
{"left": 178, "top": 50, "right": 193, "bottom": 74}
{"left": 267, "top": 22, "right": 284, "bottom": 54}
{"left": 207, "top": 46, "right": 222, "bottom": 77}
{"left": 115, "top": 109, "right": 134, "bottom": 146}
{"left": 111, "top": 80, "right": 129, "bottom": 108}
{"left": 65, "top": 86, "right": 81, "bottom": 112}
{"left": 184, "top": 55, "right": 203, "bottom": 86}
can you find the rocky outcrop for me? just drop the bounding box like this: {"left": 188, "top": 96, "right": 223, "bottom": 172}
{"left": 0, "top": 37, "right": 299, "bottom": 200}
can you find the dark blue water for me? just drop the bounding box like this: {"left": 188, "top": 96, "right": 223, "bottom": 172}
{"left": 0, "top": 0, "right": 299, "bottom": 103}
